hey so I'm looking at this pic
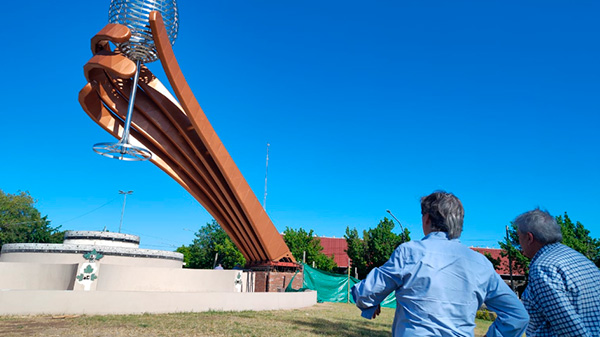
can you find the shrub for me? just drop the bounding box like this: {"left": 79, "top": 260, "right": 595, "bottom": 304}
{"left": 476, "top": 309, "right": 497, "bottom": 322}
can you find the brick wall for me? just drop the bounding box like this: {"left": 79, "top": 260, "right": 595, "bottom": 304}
{"left": 253, "top": 270, "right": 303, "bottom": 292}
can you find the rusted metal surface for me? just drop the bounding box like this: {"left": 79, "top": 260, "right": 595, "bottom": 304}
{"left": 79, "top": 12, "right": 294, "bottom": 264}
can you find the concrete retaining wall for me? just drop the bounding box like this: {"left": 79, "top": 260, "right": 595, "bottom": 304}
{"left": 0, "top": 231, "right": 316, "bottom": 316}
{"left": 0, "top": 262, "right": 250, "bottom": 292}
{"left": 0, "top": 262, "right": 77, "bottom": 290}
{"left": 0, "top": 290, "right": 317, "bottom": 315}
{"left": 96, "top": 265, "right": 247, "bottom": 292}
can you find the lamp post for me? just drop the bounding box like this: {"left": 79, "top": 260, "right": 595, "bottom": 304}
{"left": 506, "top": 225, "right": 515, "bottom": 291}
{"left": 118, "top": 190, "right": 133, "bottom": 233}
{"left": 387, "top": 209, "right": 407, "bottom": 241}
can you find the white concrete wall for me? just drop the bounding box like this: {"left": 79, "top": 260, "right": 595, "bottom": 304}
{"left": 0, "top": 290, "right": 317, "bottom": 315}
{"left": 0, "top": 262, "right": 253, "bottom": 292}
{"left": 96, "top": 265, "right": 247, "bottom": 292}
{"left": 0, "top": 262, "right": 77, "bottom": 290}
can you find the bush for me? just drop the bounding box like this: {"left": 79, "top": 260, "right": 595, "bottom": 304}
{"left": 476, "top": 309, "right": 497, "bottom": 321}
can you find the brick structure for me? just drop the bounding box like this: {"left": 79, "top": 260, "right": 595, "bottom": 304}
{"left": 253, "top": 269, "right": 304, "bottom": 292}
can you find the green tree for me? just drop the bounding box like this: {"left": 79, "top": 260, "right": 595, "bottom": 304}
{"left": 0, "top": 190, "right": 64, "bottom": 246}
{"left": 177, "top": 220, "right": 246, "bottom": 269}
{"left": 483, "top": 252, "right": 502, "bottom": 270}
{"left": 498, "top": 224, "right": 530, "bottom": 277}
{"left": 283, "top": 227, "right": 337, "bottom": 272}
{"left": 345, "top": 217, "right": 410, "bottom": 279}
{"left": 557, "top": 213, "right": 600, "bottom": 267}
{"left": 175, "top": 244, "right": 191, "bottom": 267}
{"left": 499, "top": 212, "right": 600, "bottom": 278}
{"left": 345, "top": 227, "right": 368, "bottom": 278}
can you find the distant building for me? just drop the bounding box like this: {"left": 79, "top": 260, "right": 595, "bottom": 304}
{"left": 316, "top": 237, "right": 525, "bottom": 291}
{"left": 471, "top": 247, "right": 526, "bottom": 294}
{"left": 318, "top": 237, "right": 349, "bottom": 268}
{"left": 470, "top": 247, "right": 525, "bottom": 277}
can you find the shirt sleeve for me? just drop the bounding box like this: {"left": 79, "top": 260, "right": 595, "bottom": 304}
{"left": 522, "top": 287, "right": 544, "bottom": 336}
{"left": 483, "top": 272, "right": 529, "bottom": 337}
{"left": 527, "top": 269, "right": 589, "bottom": 336}
{"left": 351, "top": 247, "right": 404, "bottom": 319}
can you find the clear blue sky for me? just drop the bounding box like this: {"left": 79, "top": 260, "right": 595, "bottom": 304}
{"left": 1, "top": 1, "right": 598, "bottom": 251}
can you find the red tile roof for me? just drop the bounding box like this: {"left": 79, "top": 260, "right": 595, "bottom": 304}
{"left": 318, "top": 237, "right": 350, "bottom": 267}
{"left": 314, "top": 236, "right": 524, "bottom": 276}
{"left": 471, "top": 247, "right": 525, "bottom": 276}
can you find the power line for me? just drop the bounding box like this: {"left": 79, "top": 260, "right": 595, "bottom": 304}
{"left": 54, "top": 196, "right": 121, "bottom": 226}
{"left": 2, "top": 197, "right": 121, "bottom": 228}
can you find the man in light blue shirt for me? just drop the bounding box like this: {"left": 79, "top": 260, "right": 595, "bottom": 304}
{"left": 352, "top": 191, "right": 528, "bottom": 337}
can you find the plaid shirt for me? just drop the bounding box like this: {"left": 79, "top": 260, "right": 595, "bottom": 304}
{"left": 522, "top": 243, "right": 600, "bottom": 337}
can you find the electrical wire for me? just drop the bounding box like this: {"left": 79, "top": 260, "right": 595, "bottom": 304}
{"left": 54, "top": 196, "right": 121, "bottom": 226}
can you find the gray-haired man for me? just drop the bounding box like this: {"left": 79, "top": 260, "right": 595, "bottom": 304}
{"left": 515, "top": 208, "right": 600, "bottom": 336}
{"left": 352, "top": 191, "right": 528, "bottom": 337}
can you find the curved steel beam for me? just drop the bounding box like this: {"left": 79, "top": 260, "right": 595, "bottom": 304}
{"left": 79, "top": 12, "right": 294, "bottom": 264}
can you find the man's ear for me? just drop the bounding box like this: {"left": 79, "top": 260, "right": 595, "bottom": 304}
{"left": 423, "top": 213, "right": 431, "bottom": 226}
{"left": 527, "top": 232, "right": 535, "bottom": 245}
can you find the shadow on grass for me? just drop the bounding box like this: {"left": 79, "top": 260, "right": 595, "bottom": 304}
{"left": 279, "top": 317, "right": 390, "bottom": 337}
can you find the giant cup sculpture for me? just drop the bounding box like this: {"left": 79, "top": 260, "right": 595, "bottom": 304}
{"left": 79, "top": 0, "right": 295, "bottom": 266}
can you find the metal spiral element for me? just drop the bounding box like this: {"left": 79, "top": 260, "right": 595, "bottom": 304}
{"left": 108, "top": 0, "right": 178, "bottom": 63}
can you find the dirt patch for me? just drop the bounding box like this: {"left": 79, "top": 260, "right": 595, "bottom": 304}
{"left": 0, "top": 316, "right": 71, "bottom": 336}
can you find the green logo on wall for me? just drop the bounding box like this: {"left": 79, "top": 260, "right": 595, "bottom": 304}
{"left": 76, "top": 264, "right": 97, "bottom": 282}
{"left": 83, "top": 249, "right": 104, "bottom": 262}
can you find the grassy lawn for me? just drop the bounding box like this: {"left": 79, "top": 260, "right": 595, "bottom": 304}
{"left": 0, "top": 302, "right": 492, "bottom": 337}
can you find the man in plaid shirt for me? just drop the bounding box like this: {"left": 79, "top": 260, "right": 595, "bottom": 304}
{"left": 514, "top": 208, "right": 600, "bottom": 337}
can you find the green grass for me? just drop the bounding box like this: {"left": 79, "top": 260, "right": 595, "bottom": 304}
{"left": 0, "top": 303, "right": 492, "bottom": 337}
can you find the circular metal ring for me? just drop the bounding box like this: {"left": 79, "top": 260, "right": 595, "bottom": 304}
{"left": 93, "top": 142, "right": 152, "bottom": 161}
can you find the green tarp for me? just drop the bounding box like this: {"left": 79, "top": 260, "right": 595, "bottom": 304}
{"left": 286, "top": 263, "right": 396, "bottom": 308}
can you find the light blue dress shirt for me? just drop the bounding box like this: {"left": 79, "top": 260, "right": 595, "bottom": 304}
{"left": 352, "top": 232, "right": 528, "bottom": 337}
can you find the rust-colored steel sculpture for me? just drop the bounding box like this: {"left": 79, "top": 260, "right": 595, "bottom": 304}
{"left": 79, "top": 12, "right": 295, "bottom": 265}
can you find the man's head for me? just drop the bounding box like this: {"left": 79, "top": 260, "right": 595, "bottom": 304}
{"left": 514, "top": 208, "right": 562, "bottom": 258}
{"left": 420, "top": 191, "right": 464, "bottom": 239}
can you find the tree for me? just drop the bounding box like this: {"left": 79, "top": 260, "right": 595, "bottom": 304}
{"left": 345, "top": 217, "right": 410, "bottom": 279}
{"left": 175, "top": 244, "right": 192, "bottom": 267}
{"left": 483, "top": 252, "right": 502, "bottom": 270}
{"left": 499, "top": 212, "right": 600, "bottom": 278}
{"left": 0, "top": 190, "right": 64, "bottom": 246}
{"left": 177, "top": 220, "right": 246, "bottom": 269}
{"left": 345, "top": 227, "right": 368, "bottom": 278}
{"left": 498, "top": 224, "right": 529, "bottom": 278}
{"left": 283, "top": 227, "right": 337, "bottom": 272}
{"left": 556, "top": 213, "right": 600, "bottom": 267}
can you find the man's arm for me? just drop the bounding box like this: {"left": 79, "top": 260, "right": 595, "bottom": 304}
{"left": 521, "top": 288, "right": 545, "bottom": 337}
{"left": 483, "top": 273, "right": 529, "bottom": 337}
{"left": 351, "top": 248, "right": 403, "bottom": 319}
{"left": 528, "top": 273, "right": 589, "bottom": 336}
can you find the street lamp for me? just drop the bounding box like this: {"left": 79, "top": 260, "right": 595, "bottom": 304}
{"left": 118, "top": 190, "right": 133, "bottom": 233}
{"left": 386, "top": 209, "right": 405, "bottom": 232}
{"left": 387, "top": 209, "right": 407, "bottom": 241}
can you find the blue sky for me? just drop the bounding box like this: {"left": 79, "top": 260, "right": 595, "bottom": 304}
{"left": 1, "top": 1, "right": 598, "bottom": 251}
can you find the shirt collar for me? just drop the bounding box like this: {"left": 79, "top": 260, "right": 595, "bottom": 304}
{"left": 422, "top": 231, "right": 455, "bottom": 241}
{"left": 530, "top": 242, "right": 561, "bottom": 264}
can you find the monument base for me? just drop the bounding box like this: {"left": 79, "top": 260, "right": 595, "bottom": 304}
{"left": 0, "top": 231, "right": 316, "bottom": 315}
